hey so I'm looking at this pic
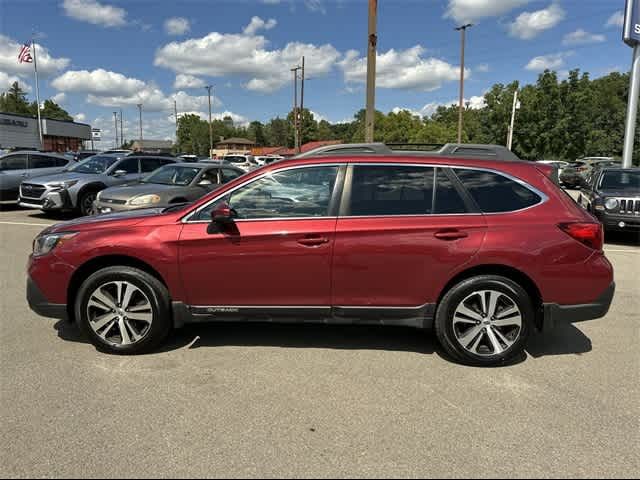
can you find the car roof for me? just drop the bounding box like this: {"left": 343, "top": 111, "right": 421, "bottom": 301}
{"left": 1, "top": 150, "right": 69, "bottom": 158}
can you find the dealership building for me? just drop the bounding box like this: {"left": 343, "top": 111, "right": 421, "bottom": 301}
{"left": 0, "top": 112, "right": 92, "bottom": 152}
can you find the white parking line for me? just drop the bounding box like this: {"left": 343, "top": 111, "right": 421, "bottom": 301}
{"left": 605, "top": 249, "right": 639, "bottom": 253}
{"left": 0, "top": 221, "right": 53, "bottom": 227}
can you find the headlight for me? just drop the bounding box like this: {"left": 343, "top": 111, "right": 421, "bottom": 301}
{"left": 32, "top": 232, "right": 77, "bottom": 257}
{"left": 48, "top": 180, "right": 79, "bottom": 191}
{"left": 129, "top": 194, "right": 161, "bottom": 206}
{"left": 604, "top": 198, "right": 619, "bottom": 210}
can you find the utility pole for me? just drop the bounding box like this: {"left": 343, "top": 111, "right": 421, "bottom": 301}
{"left": 174, "top": 99, "right": 179, "bottom": 142}
{"left": 137, "top": 103, "right": 143, "bottom": 145}
{"left": 291, "top": 66, "right": 301, "bottom": 153}
{"left": 120, "top": 109, "right": 124, "bottom": 146}
{"left": 300, "top": 56, "right": 305, "bottom": 152}
{"left": 113, "top": 111, "right": 119, "bottom": 148}
{"left": 507, "top": 89, "right": 519, "bottom": 151}
{"left": 365, "top": 0, "right": 377, "bottom": 143}
{"left": 205, "top": 85, "right": 214, "bottom": 158}
{"left": 456, "top": 23, "right": 472, "bottom": 144}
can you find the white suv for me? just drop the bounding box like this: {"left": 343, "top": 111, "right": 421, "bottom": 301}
{"left": 222, "top": 154, "right": 257, "bottom": 172}
{"left": 255, "top": 155, "right": 284, "bottom": 166}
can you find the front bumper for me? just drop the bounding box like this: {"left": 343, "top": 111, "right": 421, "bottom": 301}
{"left": 593, "top": 212, "right": 640, "bottom": 231}
{"left": 19, "top": 189, "right": 73, "bottom": 211}
{"left": 27, "top": 276, "right": 68, "bottom": 320}
{"left": 542, "top": 282, "right": 615, "bottom": 332}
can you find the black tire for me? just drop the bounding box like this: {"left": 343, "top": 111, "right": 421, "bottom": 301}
{"left": 435, "top": 275, "right": 533, "bottom": 367}
{"left": 78, "top": 190, "right": 99, "bottom": 216}
{"left": 74, "top": 266, "right": 172, "bottom": 354}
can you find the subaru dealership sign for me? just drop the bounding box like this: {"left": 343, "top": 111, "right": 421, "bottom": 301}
{"left": 624, "top": 0, "right": 640, "bottom": 46}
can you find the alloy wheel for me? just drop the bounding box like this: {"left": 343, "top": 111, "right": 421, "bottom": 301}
{"left": 86, "top": 281, "right": 154, "bottom": 347}
{"left": 452, "top": 290, "right": 523, "bottom": 357}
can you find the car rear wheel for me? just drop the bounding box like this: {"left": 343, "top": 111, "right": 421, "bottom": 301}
{"left": 435, "top": 275, "right": 533, "bottom": 366}
{"left": 75, "top": 266, "right": 172, "bottom": 354}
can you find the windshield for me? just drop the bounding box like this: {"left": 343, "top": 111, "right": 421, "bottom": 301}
{"left": 600, "top": 171, "right": 640, "bottom": 191}
{"left": 142, "top": 165, "right": 201, "bottom": 185}
{"left": 68, "top": 155, "right": 119, "bottom": 174}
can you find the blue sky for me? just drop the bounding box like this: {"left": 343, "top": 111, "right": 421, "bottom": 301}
{"left": 0, "top": 0, "right": 631, "bottom": 144}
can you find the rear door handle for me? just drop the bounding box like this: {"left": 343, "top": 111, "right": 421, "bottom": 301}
{"left": 297, "top": 236, "right": 330, "bottom": 247}
{"left": 434, "top": 229, "right": 468, "bottom": 241}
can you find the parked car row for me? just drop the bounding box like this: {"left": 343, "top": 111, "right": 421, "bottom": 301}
{"left": 1, "top": 149, "right": 249, "bottom": 216}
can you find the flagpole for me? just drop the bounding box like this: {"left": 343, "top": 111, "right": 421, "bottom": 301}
{"left": 31, "top": 35, "right": 43, "bottom": 150}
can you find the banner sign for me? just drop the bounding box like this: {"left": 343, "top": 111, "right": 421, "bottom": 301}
{"left": 624, "top": 0, "right": 640, "bottom": 46}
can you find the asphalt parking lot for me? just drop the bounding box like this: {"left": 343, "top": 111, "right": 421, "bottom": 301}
{"left": 0, "top": 201, "right": 638, "bottom": 478}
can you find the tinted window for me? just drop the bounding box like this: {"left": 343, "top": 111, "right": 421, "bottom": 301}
{"left": 140, "top": 158, "right": 167, "bottom": 173}
{"left": 143, "top": 165, "right": 200, "bottom": 185}
{"left": 196, "top": 166, "right": 338, "bottom": 220}
{"left": 30, "top": 155, "right": 57, "bottom": 169}
{"left": 349, "top": 165, "right": 434, "bottom": 216}
{"left": 222, "top": 168, "right": 243, "bottom": 182}
{"left": 454, "top": 169, "right": 541, "bottom": 213}
{"left": 115, "top": 158, "right": 139, "bottom": 174}
{"left": 56, "top": 157, "right": 70, "bottom": 167}
{"left": 0, "top": 155, "right": 28, "bottom": 170}
{"left": 434, "top": 170, "right": 467, "bottom": 214}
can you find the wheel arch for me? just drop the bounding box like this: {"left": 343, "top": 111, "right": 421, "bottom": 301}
{"left": 66, "top": 254, "right": 169, "bottom": 322}
{"left": 437, "top": 264, "right": 544, "bottom": 330}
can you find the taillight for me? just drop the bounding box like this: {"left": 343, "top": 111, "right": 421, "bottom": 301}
{"left": 558, "top": 222, "right": 603, "bottom": 251}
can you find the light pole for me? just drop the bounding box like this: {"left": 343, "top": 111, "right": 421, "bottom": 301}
{"left": 507, "top": 88, "right": 519, "bottom": 151}
{"left": 137, "top": 103, "right": 143, "bottom": 145}
{"left": 205, "top": 85, "right": 213, "bottom": 158}
{"left": 365, "top": 0, "right": 378, "bottom": 143}
{"left": 113, "top": 111, "right": 119, "bottom": 148}
{"left": 456, "top": 23, "right": 472, "bottom": 144}
{"left": 120, "top": 109, "right": 124, "bottom": 146}
{"left": 291, "top": 66, "right": 301, "bottom": 153}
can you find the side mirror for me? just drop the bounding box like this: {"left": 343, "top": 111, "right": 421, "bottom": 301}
{"left": 211, "top": 202, "right": 236, "bottom": 225}
{"left": 113, "top": 169, "right": 127, "bottom": 177}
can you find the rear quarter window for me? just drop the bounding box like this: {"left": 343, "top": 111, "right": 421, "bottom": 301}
{"left": 454, "top": 169, "right": 542, "bottom": 213}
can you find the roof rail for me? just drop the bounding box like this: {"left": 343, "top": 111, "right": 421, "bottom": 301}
{"left": 294, "top": 142, "right": 522, "bottom": 161}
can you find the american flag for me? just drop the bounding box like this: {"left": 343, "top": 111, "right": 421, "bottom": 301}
{"left": 18, "top": 43, "right": 33, "bottom": 64}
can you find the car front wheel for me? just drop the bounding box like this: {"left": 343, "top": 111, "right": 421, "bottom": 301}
{"left": 435, "top": 275, "right": 533, "bottom": 366}
{"left": 74, "top": 266, "right": 172, "bottom": 354}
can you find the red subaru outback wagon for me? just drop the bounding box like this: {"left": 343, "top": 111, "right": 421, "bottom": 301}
{"left": 27, "top": 155, "right": 615, "bottom": 366}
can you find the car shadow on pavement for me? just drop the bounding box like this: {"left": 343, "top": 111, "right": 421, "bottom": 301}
{"left": 605, "top": 231, "right": 640, "bottom": 246}
{"left": 526, "top": 323, "right": 592, "bottom": 358}
{"left": 54, "top": 319, "right": 592, "bottom": 364}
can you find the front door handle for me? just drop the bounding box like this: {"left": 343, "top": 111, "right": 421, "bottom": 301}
{"left": 297, "top": 236, "right": 329, "bottom": 247}
{"left": 434, "top": 229, "right": 468, "bottom": 241}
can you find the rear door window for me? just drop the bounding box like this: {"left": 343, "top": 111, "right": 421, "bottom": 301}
{"left": 434, "top": 170, "right": 468, "bottom": 214}
{"left": 29, "top": 154, "right": 57, "bottom": 169}
{"left": 454, "top": 169, "right": 542, "bottom": 213}
{"left": 140, "top": 158, "right": 167, "bottom": 173}
{"left": 115, "top": 158, "right": 140, "bottom": 174}
{"left": 349, "top": 165, "right": 435, "bottom": 216}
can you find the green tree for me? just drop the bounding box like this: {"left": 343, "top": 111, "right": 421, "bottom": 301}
{"left": 39, "top": 99, "right": 73, "bottom": 121}
{"left": 0, "top": 81, "right": 32, "bottom": 115}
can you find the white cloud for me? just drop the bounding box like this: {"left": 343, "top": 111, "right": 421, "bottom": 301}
{"left": 243, "top": 16, "right": 277, "bottom": 35}
{"left": 61, "top": 0, "right": 127, "bottom": 28}
{"left": 394, "top": 96, "right": 486, "bottom": 119}
{"left": 0, "top": 35, "right": 70, "bottom": 78}
{"left": 51, "top": 68, "right": 222, "bottom": 112}
{"left": 74, "top": 113, "right": 86, "bottom": 122}
{"left": 164, "top": 17, "right": 190, "bottom": 36}
{"left": 340, "top": 46, "right": 464, "bottom": 91}
{"left": 476, "top": 63, "right": 490, "bottom": 72}
{"left": 0, "top": 71, "right": 31, "bottom": 92}
{"left": 445, "top": 0, "right": 531, "bottom": 24}
{"left": 51, "top": 92, "right": 66, "bottom": 104}
{"left": 525, "top": 51, "right": 572, "bottom": 72}
{"left": 508, "top": 4, "right": 565, "bottom": 40}
{"left": 562, "top": 29, "right": 606, "bottom": 46}
{"left": 304, "top": 0, "right": 326, "bottom": 14}
{"left": 154, "top": 23, "right": 340, "bottom": 93}
{"left": 606, "top": 11, "right": 624, "bottom": 28}
{"left": 174, "top": 74, "right": 205, "bottom": 89}
{"left": 261, "top": 0, "right": 281, "bottom": 3}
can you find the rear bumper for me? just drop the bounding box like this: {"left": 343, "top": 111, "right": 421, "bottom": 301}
{"left": 542, "top": 282, "right": 615, "bottom": 332}
{"left": 27, "top": 276, "right": 68, "bottom": 320}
